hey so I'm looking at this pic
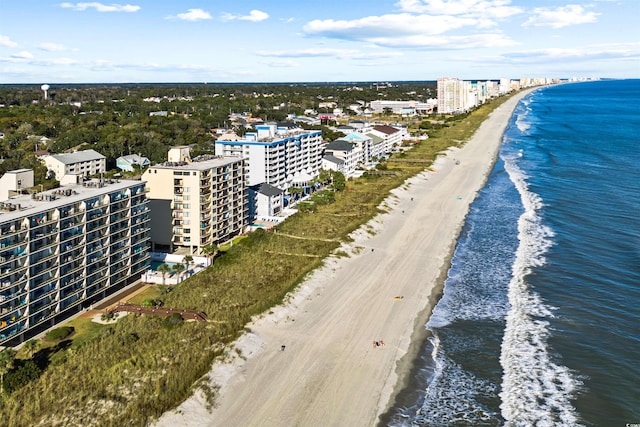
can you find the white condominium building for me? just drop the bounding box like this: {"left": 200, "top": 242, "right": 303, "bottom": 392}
{"left": 215, "top": 123, "right": 323, "bottom": 190}
{"left": 0, "top": 170, "right": 150, "bottom": 346}
{"left": 437, "top": 77, "right": 472, "bottom": 114}
{"left": 142, "top": 148, "right": 247, "bottom": 255}
{"left": 42, "top": 149, "right": 107, "bottom": 181}
{"left": 369, "top": 125, "right": 404, "bottom": 153}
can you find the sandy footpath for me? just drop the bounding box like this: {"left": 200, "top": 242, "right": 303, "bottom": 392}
{"left": 154, "top": 91, "right": 530, "bottom": 427}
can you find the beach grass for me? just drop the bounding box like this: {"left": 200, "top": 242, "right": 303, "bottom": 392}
{"left": 0, "top": 92, "right": 516, "bottom": 427}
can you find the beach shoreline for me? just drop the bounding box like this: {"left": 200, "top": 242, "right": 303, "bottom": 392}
{"left": 153, "top": 89, "right": 532, "bottom": 427}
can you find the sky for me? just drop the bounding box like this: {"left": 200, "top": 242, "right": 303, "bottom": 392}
{"left": 0, "top": 0, "right": 638, "bottom": 83}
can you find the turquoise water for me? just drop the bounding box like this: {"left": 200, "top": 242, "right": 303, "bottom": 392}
{"left": 150, "top": 261, "right": 180, "bottom": 271}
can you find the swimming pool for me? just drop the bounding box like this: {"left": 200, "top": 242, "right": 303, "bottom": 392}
{"left": 150, "top": 261, "right": 180, "bottom": 271}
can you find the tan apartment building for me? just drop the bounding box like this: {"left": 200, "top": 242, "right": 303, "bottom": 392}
{"left": 142, "top": 147, "right": 247, "bottom": 255}
{"left": 42, "top": 149, "right": 107, "bottom": 181}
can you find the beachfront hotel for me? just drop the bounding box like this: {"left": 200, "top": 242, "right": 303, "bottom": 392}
{"left": 142, "top": 147, "right": 247, "bottom": 255}
{"left": 214, "top": 122, "right": 323, "bottom": 192}
{"left": 0, "top": 169, "right": 150, "bottom": 346}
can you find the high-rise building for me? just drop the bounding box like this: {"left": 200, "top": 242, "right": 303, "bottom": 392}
{"left": 142, "top": 148, "right": 247, "bottom": 254}
{"left": 437, "top": 77, "right": 471, "bottom": 114}
{"left": 215, "top": 123, "right": 323, "bottom": 191}
{"left": 0, "top": 170, "right": 150, "bottom": 346}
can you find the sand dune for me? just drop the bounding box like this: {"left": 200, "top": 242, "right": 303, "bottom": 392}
{"left": 153, "top": 90, "right": 530, "bottom": 427}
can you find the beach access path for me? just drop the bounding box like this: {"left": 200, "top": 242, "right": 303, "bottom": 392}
{"left": 153, "top": 90, "right": 531, "bottom": 427}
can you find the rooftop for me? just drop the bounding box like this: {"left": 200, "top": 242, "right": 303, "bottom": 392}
{"left": 151, "top": 155, "right": 243, "bottom": 171}
{"left": 47, "top": 149, "right": 106, "bottom": 165}
{"left": 0, "top": 178, "right": 143, "bottom": 223}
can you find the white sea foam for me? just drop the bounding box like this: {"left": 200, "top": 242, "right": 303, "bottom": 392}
{"left": 499, "top": 158, "right": 583, "bottom": 426}
{"left": 410, "top": 334, "right": 500, "bottom": 426}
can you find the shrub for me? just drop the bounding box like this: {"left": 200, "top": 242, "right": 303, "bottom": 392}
{"left": 163, "top": 313, "right": 184, "bottom": 329}
{"left": 3, "top": 360, "right": 41, "bottom": 394}
{"left": 141, "top": 298, "right": 162, "bottom": 307}
{"left": 45, "top": 326, "right": 74, "bottom": 341}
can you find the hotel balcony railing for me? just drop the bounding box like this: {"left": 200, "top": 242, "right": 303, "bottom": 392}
{"left": 59, "top": 262, "right": 84, "bottom": 278}
{"left": 110, "top": 263, "right": 130, "bottom": 278}
{"left": 29, "top": 305, "right": 57, "bottom": 326}
{"left": 0, "top": 265, "right": 27, "bottom": 282}
{"left": 110, "top": 204, "right": 130, "bottom": 216}
{"left": 59, "top": 291, "right": 83, "bottom": 311}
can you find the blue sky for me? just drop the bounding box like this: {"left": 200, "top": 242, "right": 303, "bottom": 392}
{"left": 1, "top": 0, "right": 638, "bottom": 83}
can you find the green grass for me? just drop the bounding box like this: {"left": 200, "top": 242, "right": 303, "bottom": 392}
{"left": 0, "top": 91, "right": 518, "bottom": 427}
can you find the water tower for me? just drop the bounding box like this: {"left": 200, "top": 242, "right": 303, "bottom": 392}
{"left": 41, "top": 84, "right": 50, "bottom": 100}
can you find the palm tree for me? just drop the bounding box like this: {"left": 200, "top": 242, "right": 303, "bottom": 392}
{"left": 202, "top": 244, "right": 218, "bottom": 264}
{"left": 24, "top": 339, "right": 40, "bottom": 359}
{"left": 157, "top": 263, "right": 171, "bottom": 286}
{"left": 0, "top": 348, "right": 17, "bottom": 394}
{"left": 172, "top": 263, "right": 185, "bottom": 281}
{"left": 182, "top": 255, "right": 193, "bottom": 275}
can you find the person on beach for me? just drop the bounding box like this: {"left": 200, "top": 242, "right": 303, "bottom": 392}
{"left": 281, "top": 345, "right": 286, "bottom": 351}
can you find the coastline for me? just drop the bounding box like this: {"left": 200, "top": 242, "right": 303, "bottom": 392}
{"left": 153, "top": 90, "right": 532, "bottom": 427}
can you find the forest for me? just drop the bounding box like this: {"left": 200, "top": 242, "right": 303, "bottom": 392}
{"left": 0, "top": 82, "right": 435, "bottom": 168}
{"left": 0, "top": 81, "right": 436, "bottom": 179}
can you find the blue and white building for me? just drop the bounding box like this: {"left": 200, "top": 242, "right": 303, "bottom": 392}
{"left": 215, "top": 122, "right": 323, "bottom": 191}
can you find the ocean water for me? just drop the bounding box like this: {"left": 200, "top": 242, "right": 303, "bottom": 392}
{"left": 383, "top": 80, "right": 640, "bottom": 427}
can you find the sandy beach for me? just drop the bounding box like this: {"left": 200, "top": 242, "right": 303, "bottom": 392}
{"left": 154, "top": 90, "right": 530, "bottom": 427}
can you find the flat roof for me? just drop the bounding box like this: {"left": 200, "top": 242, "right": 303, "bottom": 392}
{"left": 0, "top": 178, "right": 143, "bottom": 223}
{"left": 150, "top": 155, "right": 243, "bottom": 171}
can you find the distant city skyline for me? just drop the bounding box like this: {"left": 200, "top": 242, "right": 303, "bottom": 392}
{"left": 1, "top": 0, "right": 638, "bottom": 84}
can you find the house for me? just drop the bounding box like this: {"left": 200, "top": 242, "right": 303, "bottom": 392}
{"left": 323, "top": 140, "right": 363, "bottom": 177}
{"left": 321, "top": 154, "right": 346, "bottom": 175}
{"left": 369, "top": 125, "right": 404, "bottom": 153}
{"left": 42, "top": 149, "right": 107, "bottom": 181}
{"left": 116, "top": 154, "right": 150, "bottom": 172}
{"left": 248, "top": 182, "right": 284, "bottom": 219}
{"left": 341, "top": 133, "right": 373, "bottom": 164}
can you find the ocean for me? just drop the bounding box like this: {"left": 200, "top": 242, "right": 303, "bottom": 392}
{"left": 382, "top": 79, "right": 640, "bottom": 426}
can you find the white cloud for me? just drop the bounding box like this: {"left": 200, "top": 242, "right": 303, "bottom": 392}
{"left": 0, "top": 35, "right": 18, "bottom": 48}
{"left": 302, "top": 13, "right": 518, "bottom": 49}
{"left": 171, "top": 8, "right": 212, "bottom": 21}
{"left": 260, "top": 59, "right": 301, "bottom": 68}
{"left": 257, "top": 48, "right": 404, "bottom": 61}
{"left": 486, "top": 42, "right": 640, "bottom": 64}
{"left": 395, "top": 0, "right": 523, "bottom": 22}
{"left": 44, "top": 57, "right": 79, "bottom": 66}
{"left": 11, "top": 51, "right": 34, "bottom": 60}
{"left": 523, "top": 5, "right": 599, "bottom": 29}
{"left": 370, "top": 32, "right": 517, "bottom": 48}
{"left": 60, "top": 2, "right": 141, "bottom": 12}
{"left": 221, "top": 9, "right": 269, "bottom": 22}
{"left": 396, "top": 0, "right": 522, "bottom": 18}
{"left": 39, "top": 42, "right": 72, "bottom": 52}
{"left": 304, "top": 13, "right": 478, "bottom": 38}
